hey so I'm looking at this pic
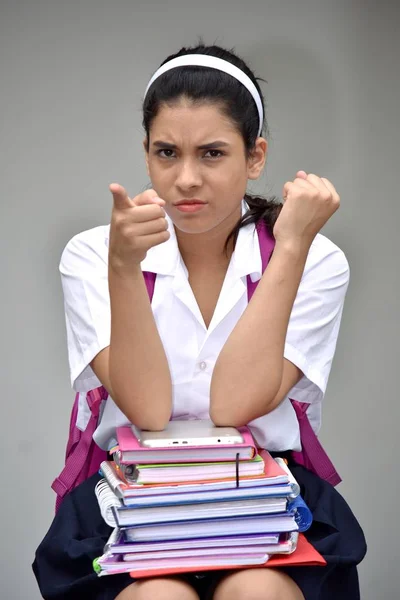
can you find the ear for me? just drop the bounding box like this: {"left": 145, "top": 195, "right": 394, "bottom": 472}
{"left": 143, "top": 138, "right": 150, "bottom": 175}
{"left": 247, "top": 137, "right": 268, "bottom": 180}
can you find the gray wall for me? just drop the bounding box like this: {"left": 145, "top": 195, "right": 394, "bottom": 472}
{"left": 1, "top": 1, "right": 399, "bottom": 598}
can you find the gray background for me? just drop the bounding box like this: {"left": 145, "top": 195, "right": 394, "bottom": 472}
{"left": 1, "top": 0, "right": 399, "bottom": 598}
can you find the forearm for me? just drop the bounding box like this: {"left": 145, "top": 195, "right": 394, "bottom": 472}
{"left": 210, "top": 239, "right": 310, "bottom": 426}
{"left": 108, "top": 266, "right": 172, "bottom": 430}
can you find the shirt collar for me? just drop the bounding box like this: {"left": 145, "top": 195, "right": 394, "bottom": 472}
{"left": 140, "top": 213, "right": 180, "bottom": 275}
{"left": 141, "top": 199, "right": 262, "bottom": 281}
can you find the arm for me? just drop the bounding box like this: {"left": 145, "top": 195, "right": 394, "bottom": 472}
{"left": 91, "top": 265, "right": 172, "bottom": 431}
{"left": 101, "top": 185, "right": 172, "bottom": 430}
{"left": 210, "top": 172, "right": 341, "bottom": 426}
{"left": 61, "top": 184, "right": 172, "bottom": 431}
{"left": 210, "top": 240, "right": 307, "bottom": 426}
{"left": 109, "top": 265, "right": 172, "bottom": 430}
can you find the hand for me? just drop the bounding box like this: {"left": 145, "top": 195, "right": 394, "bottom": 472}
{"left": 273, "top": 171, "right": 340, "bottom": 247}
{"left": 108, "top": 184, "right": 170, "bottom": 274}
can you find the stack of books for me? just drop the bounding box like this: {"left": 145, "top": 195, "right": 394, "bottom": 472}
{"left": 93, "top": 424, "right": 324, "bottom": 577}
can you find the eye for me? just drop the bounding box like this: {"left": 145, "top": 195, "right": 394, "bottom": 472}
{"left": 156, "top": 149, "right": 176, "bottom": 158}
{"left": 204, "top": 150, "right": 224, "bottom": 159}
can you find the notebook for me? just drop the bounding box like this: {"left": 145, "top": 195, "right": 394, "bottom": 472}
{"left": 122, "top": 498, "right": 286, "bottom": 528}
{"left": 96, "top": 551, "right": 269, "bottom": 576}
{"left": 122, "top": 532, "right": 299, "bottom": 560}
{"left": 94, "top": 533, "right": 325, "bottom": 577}
{"left": 288, "top": 495, "right": 313, "bottom": 532}
{"left": 122, "top": 483, "right": 293, "bottom": 508}
{"left": 100, "top": 451, "right": 291, "bottom": 499}
{"left": 123, "top": 455, "right": 265, "bottom": 485}
{"left": 95, "top": 478, "right": 288, "bottom": 527}
{"left": 126, "top": 533, "right": 326, "bottom": 578}
{"left": 101, "top": 451, "right": 292, "bottom": 498}
{"left": 116, "top": 424, "right": 257, "bottom": 463}
{"left": 273, "top": 456, "right": 301, "bottom": 497}
{"left": 105, "top": 532, "right": 282, "bottom": 554}
{"left": 122, "top": 513, "right": 298, "bottom": 542}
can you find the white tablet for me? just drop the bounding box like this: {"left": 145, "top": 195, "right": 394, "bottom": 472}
{"left": 131, "top": 419, "right": 244, "bottom": 448}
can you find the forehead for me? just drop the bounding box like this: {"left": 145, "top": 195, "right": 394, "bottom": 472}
{"left": 149, "top": 99, "right": 240, "bottom": 142}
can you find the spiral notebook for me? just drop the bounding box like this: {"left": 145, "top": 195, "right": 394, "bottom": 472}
{"left": 122, "top": 533, "right": 299, "bottom": 560}
{"left": 95, "top": 478, "right": 288, "bottom": 527}
{"left": 122, "top": 513, "right": 298, "bottom": 542}
{"left": 104, "top": 531, "right": 282, "bottom": 554}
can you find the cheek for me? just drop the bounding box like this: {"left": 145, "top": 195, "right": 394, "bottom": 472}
{"left": 147, "top": 161, "right": 158, "bottom": 179}
{"left": 210, "top": 162, "right": 246, "bottom": 187}
{"left": 221, "top": 164, "right": 248, "bottom": 192}
{"left": 148, "top": 161, "right": 174, "bottom": 182}
{"left": 147, "top": 164, "right": 167, "bottom": 193}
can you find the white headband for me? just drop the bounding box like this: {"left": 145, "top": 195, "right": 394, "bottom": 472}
{"left": 144, "top": 54, "right": 264, "bottom": 137}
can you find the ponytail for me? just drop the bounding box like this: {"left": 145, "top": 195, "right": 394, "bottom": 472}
{"left": 225, "top": 194, "right": 282, "bottom": 251}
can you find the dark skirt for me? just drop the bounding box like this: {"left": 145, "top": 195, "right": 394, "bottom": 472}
{"left": 33, "top": 461, "right": 367, "bottom": 600}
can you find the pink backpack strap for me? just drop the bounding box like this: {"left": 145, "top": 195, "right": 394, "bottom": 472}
{"left": 51, "top": 386, "right": 108, "bottom": 507}
{"left": 143, "top": 270, "right": 157, "bottom": 298}
{"left": 53, "top": 271, "right": 157, "bottom": 508}
{"left": 291, "top": 400, "right": 341, "bottom": 486}
{"left": 248, "top": 220, "right": 341, "bottom": 486}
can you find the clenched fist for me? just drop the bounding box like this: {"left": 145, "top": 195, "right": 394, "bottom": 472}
{"left": 108, "top": 184, "right": 170, "bottom": 275}
{"left": 274, "top": 171, "right": 340, "bottom": 247}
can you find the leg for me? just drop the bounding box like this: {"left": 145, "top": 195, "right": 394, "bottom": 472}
{"left": 115, "top": 575, "right": 200, "bottom": 600}
{"left": 212, "top": 568, "right": 305, "bottom": 600}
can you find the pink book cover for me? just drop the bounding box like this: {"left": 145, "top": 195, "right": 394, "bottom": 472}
{"left": 104, "top": 451, "right": 289, "bottom": 492}
{"left": 127, "top": 535, "right": 326, "bottom": 579}
{"left": 116, "top": 425, "right": 257, "bottom": 464}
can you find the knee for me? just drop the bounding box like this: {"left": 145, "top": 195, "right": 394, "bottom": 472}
{"left": 115, "top": 576, "right": 200, "bottom": 600}
{"left": 212, "top": 568, "right": 304, "bottom": 600}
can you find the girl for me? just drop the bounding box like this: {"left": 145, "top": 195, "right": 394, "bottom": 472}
{"left": 33, "top": 43, "right": 366, "bottom": 600}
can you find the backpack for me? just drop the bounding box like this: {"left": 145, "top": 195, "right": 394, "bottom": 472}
{"left": 52, "top": 221, "right": 341, "bottom": 511}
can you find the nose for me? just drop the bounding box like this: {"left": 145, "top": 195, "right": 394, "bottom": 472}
{"left": 175, "top": 158, "right": 202, "bottom": 191}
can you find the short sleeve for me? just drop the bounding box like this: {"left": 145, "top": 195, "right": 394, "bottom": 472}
{"left": 59, "top": 226, "right": 111, "bottom": 392}
{"left": 283, "top": 234, "right": 350, "bottom": 404}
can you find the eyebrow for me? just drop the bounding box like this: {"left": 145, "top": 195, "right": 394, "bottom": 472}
{"left": 152, "top": 140, "right": 231, "bottom": 150}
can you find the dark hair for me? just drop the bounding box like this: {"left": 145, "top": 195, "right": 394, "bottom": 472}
{"left": 142, "top": 41, "right": 282, "bottom": 248}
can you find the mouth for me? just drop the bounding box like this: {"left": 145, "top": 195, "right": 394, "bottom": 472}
{"left": 174, "top": 199, "right": 207, "bottom": 206}
{"left": 174, "top": 199, "right": 208, "bottom": 213}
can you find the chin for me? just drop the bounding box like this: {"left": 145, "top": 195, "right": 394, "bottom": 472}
{"left": 165, "top": 208, "right": 214, "bottom": 234}
{"left": 172, "top": 219, "right": 215, "bottom": 235}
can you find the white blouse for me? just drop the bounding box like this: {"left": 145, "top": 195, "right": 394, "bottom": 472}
{"left": 59, "top": 203, "right": 349, "bottom": 452}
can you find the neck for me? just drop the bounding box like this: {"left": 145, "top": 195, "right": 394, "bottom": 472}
{"left": 175, "top": 206, "right": 241, "bottom": 269}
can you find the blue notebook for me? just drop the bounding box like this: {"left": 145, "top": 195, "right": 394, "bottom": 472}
{"left": 288, "top": 495, "right": 313, "bottom": 532}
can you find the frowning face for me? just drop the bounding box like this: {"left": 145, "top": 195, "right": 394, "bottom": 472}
{"left": 144, "top": 99, "right": 266, "bottom": 235}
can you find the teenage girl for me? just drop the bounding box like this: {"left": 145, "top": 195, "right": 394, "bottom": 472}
{"left": 33, "top": 43, "right": 366, "bottom": 600}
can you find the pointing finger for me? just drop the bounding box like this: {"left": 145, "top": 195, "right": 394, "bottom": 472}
{"left": 109, "top": 183, "right": 133, "bottom": 210}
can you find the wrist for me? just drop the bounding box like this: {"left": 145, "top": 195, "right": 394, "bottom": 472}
{"left": 108, "top": 258, "right": 143, "bottom": 282}
{"left": 274, "top": 236, "right": 312, "bottom": 258}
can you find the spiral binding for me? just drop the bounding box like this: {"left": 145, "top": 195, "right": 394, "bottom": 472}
{"left": 94, "top": 478, "right": 122, "bottom": 527}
